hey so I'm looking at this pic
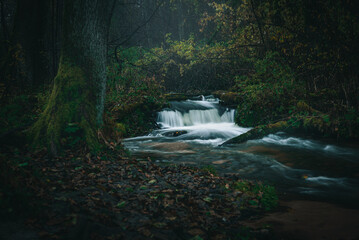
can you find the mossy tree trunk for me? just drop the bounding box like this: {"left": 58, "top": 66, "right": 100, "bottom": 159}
{"left": 32, "top": 0, "right": 112, "bottom": 155}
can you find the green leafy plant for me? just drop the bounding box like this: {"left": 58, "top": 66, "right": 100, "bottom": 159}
{"left": 201, "top": 165, "right": 217, "bottom": 176}
{"left": 233, "top": 180, "right": 278, "bottom": 211}
{"left": 235, "top": 52, "right": 305, "bottom": 127}
{"left": 106, "top": 47, "right": 166, "bottom": 137}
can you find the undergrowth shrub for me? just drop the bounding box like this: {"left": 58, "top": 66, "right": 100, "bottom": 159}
{"left": 106, "top": 49, "right": 165, "bottom": 137}
{"left": 233, "top": 180, "right": 278, "bottom": 211}
{"left": 235, "top": 52, "right": 305, "bottom": 127}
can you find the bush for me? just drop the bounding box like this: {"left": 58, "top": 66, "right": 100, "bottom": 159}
{"left": 135, "top": 36, "right": 236, "bottom": 93}
{"left": 233, "top": 180, "right": 278, "bottom": 211}
{"left": 0, "top": 95, "right": 38, "bottom": 135}
{"left": 106, "top": 50, "right": 166, "bottom": 137}
{"left": 234, "top": 52, "right": 305, "bottom": 127}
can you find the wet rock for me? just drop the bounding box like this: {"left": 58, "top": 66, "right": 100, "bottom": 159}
{"left": 164, "top": 93, "right": 191, "bottom": 101}
{"left": 212, "top": 91, "right": 240, "bottom": 106}
{"left": 162, "top": 130, "right": 188, "bottom": 137}
{"left": 148, "top": 142, "right": 195, "bottom": 153}
{"left": 212, "top": 160, "right": 230, "bottom": 165}
{"left": 222, "top": 121, "right": 289, "bottom": 145}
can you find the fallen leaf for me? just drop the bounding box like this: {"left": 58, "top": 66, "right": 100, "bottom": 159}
{"left": 116, "top": 201, "right": 126, "bottom": 208}
{"left": 148, "top": 179, "right": 157, "bottom": 184}
{"left": 188, "top": 228, "right": 204, "bottom": 236}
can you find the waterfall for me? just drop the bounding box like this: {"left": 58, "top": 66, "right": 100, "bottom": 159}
{"left": 149, "top": 96, "right": 250, "bottom": 145}
{"left": 157, "top": 100, "right": 236, "bottom": 128}
{"left": 157, "top": 110, "right": 184, "bottom": 127}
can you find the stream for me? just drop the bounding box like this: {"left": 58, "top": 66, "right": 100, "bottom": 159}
{"left": 124, "top": 95, "right": 359, "bottom": 207}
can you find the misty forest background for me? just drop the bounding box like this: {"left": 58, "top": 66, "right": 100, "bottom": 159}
{"left": 0, "top": 0, "right": 359, "bottom": 239}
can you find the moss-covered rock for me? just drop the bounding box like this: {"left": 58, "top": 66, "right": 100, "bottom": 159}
{"left": 164, "top": 93, "right": 191, "bottom": 101}
{"left": 222, "top": 120, "right": 290, "bottom": 145}
{"left": 212, "top": 90, "right": 240, "bottom": 106}
{"left": 223, "top": 106, "right": 340, "bottom": 145}
{"left": 110, "top": 97, "right": 164, "bottom": 137}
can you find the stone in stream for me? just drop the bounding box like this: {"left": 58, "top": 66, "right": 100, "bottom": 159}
{"left": 162, "top": 130, "right": 188, "bottom": 137}
{"left": 212, "top": 160, "right": 230, "bottom": 165}
{"left": 144, "top": 142, "right": 196, "bottom": 154}
{"left": 222, "top": 121, "right": 290, "bottom": 145}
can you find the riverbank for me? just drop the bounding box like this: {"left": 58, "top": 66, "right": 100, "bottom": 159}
{"left": 0, "top": 146, "right": 277, "bottom": 239}
{"left": 2, "top": 139, "right": 359, "bottom": 239}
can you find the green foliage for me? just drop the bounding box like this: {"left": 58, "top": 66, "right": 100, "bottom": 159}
{"left": 233, "top": 180, "right": 278, "bottom": 211}
{"left": 190, "top": 236, "right": 204, "bottom": 240}
{"left": 235, "top": 52, "right": 304, "bottom": 127}
{"left": 116, "top": 201, "right": 126, "bottom": 208}
{"left": 63, "top": 123, "right": 82, "bottom": 148}
{"left": 106, "top": 47, "right": 166, "bottom": 137}
{"left": 201, "top": 165, "right": 218, "bottom": 176}
{"left": 132, "top": 36, "right": 236, "bottom": 92}
{"left": 252, "top": 184, "right": 278, "bottom": 211}
{"left": 195, "top": 0, "right": 359, "bottom": 139}
{"left": 0, "top": 95, "right": 37, "bottom": 135}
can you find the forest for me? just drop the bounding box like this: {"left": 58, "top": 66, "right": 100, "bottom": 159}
{"left": 0, "top": 0, "right": 359, "bottom": 239}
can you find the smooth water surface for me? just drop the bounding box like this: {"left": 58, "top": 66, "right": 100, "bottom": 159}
{"left": 124, "top": 96, "right": 359, "bottom": 206}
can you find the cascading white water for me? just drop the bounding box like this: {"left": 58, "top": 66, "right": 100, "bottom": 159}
{"left": 152, "top": 97, "right": 250, "bottom": 145}
{"left": 220, "top": 109, "right": 235, "bottom": 123}
{"left": 157, "top": 110, "right": 184, "bottom": 127}
{"left": 157, "top": 108, "right": 235, "bottom": 127}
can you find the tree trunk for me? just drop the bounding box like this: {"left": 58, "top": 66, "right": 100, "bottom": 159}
{"left": 32, "top": 0, "right": 111, "bottom": 155}
{"left": 11, "top": 0, "right": 51, "bottom": 88}
{"left": 177, "top": 0, "right": 185, "bottom": 41}
{"left": 249, "top": 0, "right": 267, "bottom": 52}
{"left": 0, "top": 0, "right": 9, "bottom": 44}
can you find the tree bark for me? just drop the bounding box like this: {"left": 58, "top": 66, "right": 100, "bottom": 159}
{"left": 249, "top": 0, "right": 267, "bottom": 52}
{"left": 32, "top": 0, "right": 111, "bottom": 154}
{"left": 177, "top": 0, "right": 185, "bottom": 41}
{"left": 0, "top": 0, "right": 9, "bottom": 44}
{"left": 11, "top": 0, "right": 51, "bottom": 88}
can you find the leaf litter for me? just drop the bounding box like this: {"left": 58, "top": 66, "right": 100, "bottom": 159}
{"left": 1, "top": 147, "right": 274, "bottom": 239}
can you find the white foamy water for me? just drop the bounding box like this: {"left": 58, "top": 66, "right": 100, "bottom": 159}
{"left": 154, "top": 96, "right": 248, "bottom": 145}
{"left": 306, "top": 176, "right": 347, "bottom": 186}
{"left": 253, "top": 134, "right": 359, "bottom": 158}
{"left": 153, "top": 122, "right": 249, "bottom": 146}
{"left": 157, "top": 109, "right": 236, "bottom": 128}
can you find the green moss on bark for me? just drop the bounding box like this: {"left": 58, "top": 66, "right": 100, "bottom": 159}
{"left": 31, "top": 57, "right": 100, "bottom": 155}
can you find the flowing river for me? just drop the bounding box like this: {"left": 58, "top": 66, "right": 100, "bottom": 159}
{"left": 124, "top": 96, "right": 359, "bottom": 207}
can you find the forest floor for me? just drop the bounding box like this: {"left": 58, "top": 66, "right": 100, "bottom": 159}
{"left": 1, "top": 146, "right": 359, "bottom": 240}
{"left": 0, "top": 146, "right": 275, "bottom": 240}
